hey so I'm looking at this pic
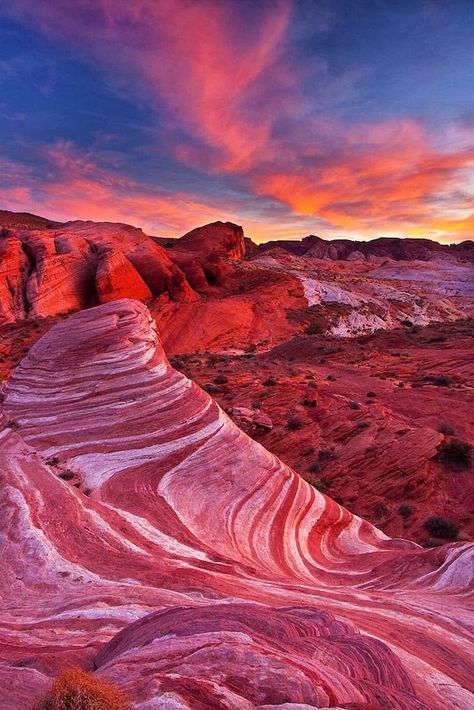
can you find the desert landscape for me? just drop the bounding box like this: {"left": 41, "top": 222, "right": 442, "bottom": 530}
{"left": 0, "top": 211, "right": 473, "bottom": 709}
{"left": 1, "top": 0, "right": 473, "bottom": 708}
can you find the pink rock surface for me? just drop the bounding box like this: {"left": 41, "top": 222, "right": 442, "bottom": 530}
{"left": 95, "top": 249, "right": 152, "bottom": 304}
{"left": 0, "top": 299, "right": 472, "bottom": 709}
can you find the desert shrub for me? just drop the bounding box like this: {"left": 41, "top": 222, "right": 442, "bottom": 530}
{"left": 302, "top": 398, "right": 318, "bottom": 407}
{"left": 318, "top": 447, "right": 336, "bottom": 462}
{"left": 327, "top": 374, "right": 336, "bottom": 382}
{"left": 45, "top": 457, "right": 59, "bottom": 467}
{"left": 427, "top": 335, "right": 447, "bottom": 343}
{"left": 308, "top": 461, "right": 322, "bottom": 473}
{"left": 356, "top": 421, "right": 370, "bottom": 430}
{"left": 58, "top": 470, "right": 74, "bottom": 481}
{"left": 423, "top": 516, "right": 459, "bottom": 540}
{"left": 437, "top": 438, "right": 472, "bottom": 470}
{"left": 203, "top": 383, "right": 222, "bottom": 394}
{"left": 349, "top": 401, "right": 360, "bottom": 410}
{"left": 400, "top": 319, "right": 413, "bottom": 327}
{"left": 262, "top": 377, "right": 277, "bottom": 387}
{"left": 398, "top": 504, "right": 413, "bottom": 518}
{"left": 304, "top": 321, "right": 324, "bottom": 336}
{"left": 306, "top": 475, "right": 332, "bottom": 493}
{"left": 423, "top": 374, "right": 453, "bottom": 387}
{"left": 213, "top": 374, "right": 228, "bottom": 385}
{"left": 286, "top": 416, "right": 304, "bottom": 431}
{"left": 32, "top": 668, "right": 129, "bottom": 710}
{"left": 366, "top": 391, "right": 376, "bottom": 398}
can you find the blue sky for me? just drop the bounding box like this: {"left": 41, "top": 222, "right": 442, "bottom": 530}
{"left": 0, "top": 0, "right": 472, "bottom": 242}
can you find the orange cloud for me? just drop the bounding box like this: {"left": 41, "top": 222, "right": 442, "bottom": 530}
{"left": 254, "top": 120, "right": 474, "bottom": 238}
{"left": 1, "top": 142, "right": 231, "bottom": 234}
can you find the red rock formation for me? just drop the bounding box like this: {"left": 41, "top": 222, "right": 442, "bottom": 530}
{"left": 1, "top": 299, "right": 472, "bottom": 709}
{"left": 0, "top": 235, "right": 29, "bottom": 322}
{"left": 165, "top": 221, "right": 246, "bottom": 294}
{"left": 175, "top": 220, "right": 246, "bottom": 261}
{"left": 0, "top": 216, "right": 197, "bottom": 323}
{"left": 95, "top": 250, "right": 152, "bottom": 303}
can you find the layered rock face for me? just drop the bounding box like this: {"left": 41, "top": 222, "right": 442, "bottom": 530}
{"left": 1, "top": 299, "right": 472, "bottom": 709}
{"left": 0, "top": 219, "right": 197, "bottom": 324}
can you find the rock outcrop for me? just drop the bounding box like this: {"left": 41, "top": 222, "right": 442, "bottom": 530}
{"left": 0, "top": 218, "right": 197, "bottom": 323}
{"left": 95, "top": 249, "right": 152, "bottom": 303}
{"left": 1, "top": 299, "right": 472, "bottom": 709}
{"left": 165, "top": 221, "right": 246, "bottom": 293}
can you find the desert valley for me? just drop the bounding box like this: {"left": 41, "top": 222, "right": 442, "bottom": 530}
{"left": 0, "top": 210, "right": 473, "bottom": 709}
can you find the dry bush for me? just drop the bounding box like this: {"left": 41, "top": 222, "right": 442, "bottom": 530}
{"left": 32, "top": 668, "right": 129, "bottom": 710}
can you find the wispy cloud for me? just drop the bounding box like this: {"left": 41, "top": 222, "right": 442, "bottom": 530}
{"left": 1, "top": 0, "right": 473, "bottom": 242}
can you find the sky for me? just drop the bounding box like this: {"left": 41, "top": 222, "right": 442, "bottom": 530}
{"left": 0, "top": 0, "right": 473, "bottom": 243}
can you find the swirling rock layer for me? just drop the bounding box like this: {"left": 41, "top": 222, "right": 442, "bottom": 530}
{"left": 1, "top": 300, "right": 472, "bottom": 709}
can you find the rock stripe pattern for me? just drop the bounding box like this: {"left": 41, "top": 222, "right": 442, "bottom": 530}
{"left": 0, "top": 299, "right": 472, "bottom": 709}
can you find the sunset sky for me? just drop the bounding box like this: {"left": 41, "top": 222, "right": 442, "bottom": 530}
{"left": 0, "top": 0, "right": 473, "bottom": 243}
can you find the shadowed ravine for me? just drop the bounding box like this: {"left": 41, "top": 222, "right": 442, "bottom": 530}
{"left": 0, "top": 299, "right": 472, "bottom": 709}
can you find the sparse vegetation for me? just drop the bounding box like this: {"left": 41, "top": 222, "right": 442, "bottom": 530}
{"left": 366, "top": 391, "right": 376, "bottom": 398}
{"left": 306, "top": 475, "right": 332, "bottom": 493}
{"left": 349, "top": 401, "right": 360, "bottom": 410}
{"left": 304, "top": 321, "right": 324, "bottom": 336}
{"left": 398, "top": 504, "right": 413, "bottom": 518}
{"left": 423, "top": 516, "right": 459, "bottom": 540}
{"left": 32, "top": 668, "right": 129, "bottom": 710}
{"left": 286, "top": 415, "right": 304, "bottom": 431}
{"left": 262, "top": 377, "right": 277, "bottom": 387}
{"left": 437, "top": 438, "right": 472, "bottom": 470}
{"left": 302, "top": 398, "right": 317, "bottom": 407}
{"left": 45, "top": 456, "right": 59, "bottom": 467}
{"left": 213, "top": 374, "right": 228, "bottom": 385}
{"left": 423, "top": 374, "right": 453, "bottom": 387}
{"left": 58, "top": 470, "right": 75, "bottom": 481}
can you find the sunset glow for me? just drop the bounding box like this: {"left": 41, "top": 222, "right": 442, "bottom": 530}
{"left": 1, "top": 0, "right": 473, "bottom": 242}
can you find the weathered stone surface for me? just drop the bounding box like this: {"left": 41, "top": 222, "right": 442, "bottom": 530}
{"left": 0, "top": 218, "right": 197, "bottom": 323}
{"left": 1, "top": 299, "right": 472, "bottom": 709}
{"left": 95, "top": 249, "right": 152, "bottom": 303}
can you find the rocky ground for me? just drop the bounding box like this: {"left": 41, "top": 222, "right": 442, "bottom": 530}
{"left": 168, "top": 318, "right": 474, "bottom": 545}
